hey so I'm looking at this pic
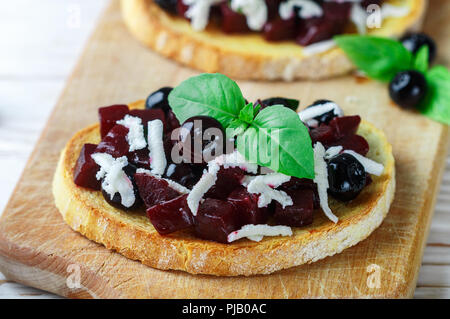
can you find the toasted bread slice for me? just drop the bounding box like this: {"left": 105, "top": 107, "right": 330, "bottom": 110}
{"left": 121, "top": 0, "right": 427, "bottom": 81}
{"left": 53, "top": 100, "right": 395, "bottom": 276}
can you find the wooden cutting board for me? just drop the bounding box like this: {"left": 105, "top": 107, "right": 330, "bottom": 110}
{"left": 0, "top": 0, "right": 449, "bottom": 298}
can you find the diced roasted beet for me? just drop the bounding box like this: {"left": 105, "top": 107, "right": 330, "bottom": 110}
{"left": 329, "top": 115, "right": 361, "bottom": 140}
{"left": 167, "top": 110, "right": 180, "bottom": 131}
{"left": 281, "top": 177, "right": 316, "bottom": 191}
{"left": 73, "top": 143, "right": 101, "bottom": 190}
{"left": 220, "top": 2, "right": 250, "bottom": 33}
{"left": 263, "top": 17, "right": 297, "bottom": 42}
{"left": 331, "top": 134, "right": 369, "bottom": 156}
{"left": 274, "top": 189, "right": 314, "bottom": 227}
{"left": 194, "top": 198, "right": 240, "bottom": 243}
{"left": 176, "top": 0, "right": 189, "bottom": 17}
{"left": 205, "top": 167, "right": 245, "bottom": 200}
{"left": 147, "top": 194, "right": 194, "bottom": 235}
{"left": 323, "top": 2, "right": 351, "bottom": 22}
{"left": 95, "top": 124, "right": 130, "bottom": 159}
{"left": 134, "top": 172, "right": 180, "bottom": 208}
{"left": 129, "top": 108, "right": 166, "bottom": 127}
{"left": 296, "top": 18, "right": 338, "bottom": 46}
{"left": 309, "top": 124, "right": 337, "bottom": 146}
{"left": 265, "top": 0, "right": 282, "bottom": 20}
{"left": 164, "top": 163, "right": 203, "bottom": 189}
{"left": 129, "top": 148, "right": 150, "bottom": 168}
{"left": 101, "top": 164, "right": 143, "bottom": 211}
{"left": 99, "top": 104, "right": 129, "bottom": 139}
{"left": 228, "top": 187, "right": 269, "bottom": 225}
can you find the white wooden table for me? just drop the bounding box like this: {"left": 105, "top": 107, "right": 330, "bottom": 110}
{"left": 0, "top": 0, "right": 449, "bottom": 299}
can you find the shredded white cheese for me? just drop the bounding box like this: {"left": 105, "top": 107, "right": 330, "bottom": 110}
{"left": 380, "top": 3, "right": 409, "bottom": 19}
{"left": 116, "top": 115, "right": 147, "bottom": 152}
{"left": 313, "top": 142, "right": 339, "bottom": 223}
{"left": 279, "top": 0, "right": 323, "bottom": 20}
{"left": 230, "top": 0, "right": 268, "bottom": 31}
{"left": 343, "top": 150, "right": 384, "bottom": 176}
{"left": 350, "top": 2, "right": 367, "bottom": 34}
{"left": 135, "top": 168, "right": 191, "bottom": 194}
{"left": 214, "top": 150, "right": 259, "bottom": 174}
{"left": 147, "top": 119, "right": 167, "bottom": 176}
{"left": 246, "top": 173, "right": 293, "bottom": 208}
{"left": 324, "top": 146, "right": 343, "bottom": 160}
{"left": 298, "top": 101, "right": 343, "bottom": 126}
{"left": 187, "top": 170, "right": 218, "bottom": 216}
{"left": 183, "top": 0, "right": 222, "bottom": 31}
{"left": 302, "top": 39, "right": 336, "bottom": 56}
{"left": 91, "top": 153, "right": 136, "bottom": 208}
{"left": 227, "top": 224, "right": 293, "bottom": 242}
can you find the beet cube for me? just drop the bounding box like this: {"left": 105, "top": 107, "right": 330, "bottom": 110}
{"left": 205, "top": 167, "right": 245, "bottom": 200}
{"left": 99, "top": 104, "right": 129, "bottom": 138}
{"left": 129, "top": 108, "right": 166, "bottom": 127}
{"left": 331, "top": 134, "right": 369, "bottom": 156}
{"left": 194, "top": 198, "right": 240, "bottom": 243}
{"left": 147, "top": 194, "right": 193, "bottom": 235}
{"left": 220, "top": 2, "right": 250, "bottom": 33}
{"left": 309, "top": 124, "right": 337, "bottom": 146}
{"left": 73, "top": 143, "right": 101, "bottom": 190}
{"left": 95, "top": 125, "right": 130, "bottom": 159}
{"left": 129, "top": 148, "right": 150, "bottom": 168}
{"left": 228, "top": 187, "right": 269, "bottom": 225}
{"left": 274, "top": 189, "right": 314, "bottom": 227}
{"left": 329, "top": 115, "right": 361, "bottom": 140}
{"left": 281, "top": 177, "right": 316, "bottom": 191}
{"left": 135, "top": 173, "right": 180, "bottom": 208}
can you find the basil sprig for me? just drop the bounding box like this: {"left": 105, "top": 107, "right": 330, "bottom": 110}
{"left": 335, "top": 35, "right": 450, "bottom": 125}
{"left": 168, "top": 73, "right": 314, "bottom": 179}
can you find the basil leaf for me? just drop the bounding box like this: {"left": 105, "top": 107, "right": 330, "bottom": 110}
{"left": 168, "top": 73, "right": 246, "bottom": 128}
{"left": 334, "top": 35, "right": 413, "bottom": 82}
{"left": 413, "top": 46, "right": 429, "bottom": 73}
{"left": 227, "top": 118, "right": 248, "bottom": 137}
{"left": 239, "top": 103, "right": 256, "bottom": 124}
{"left": 419, "top": 66, "right": 450, "bottom": 125}
{"left": 236, "top": 105, "right": 314, "bottom": 179}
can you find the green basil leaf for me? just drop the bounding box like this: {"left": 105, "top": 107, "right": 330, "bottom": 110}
{"left": 227, "top": 118, "right": 248, "bottom": 137}
{"left": 168, "top": 73, "right": 246, "bottom": 128}
{"left": 236, "top": 105, "right": 314, "bottom": 179}
{"left": 413, "top": 46, "right": 429, "bottom": 73}
{"left": 334, "top": 35, "right": 413, "bottom": 82}
{"left": 419, "top": 65, "right": 450, "bottom": 125}
{"left": 239, "top": 103, "right": 255, "bottom": 124}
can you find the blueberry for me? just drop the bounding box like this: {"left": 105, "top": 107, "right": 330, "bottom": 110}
{"left": 401, "top": 32, "right": 436, "bottom": 63}
{"left": 154, "top": 0, "right": 178, "bottom": 14}
{"left": 145, "top": 87, "right": 173, "bottom": 114}
{"left": 327, "top": 153, "right": 366, "bottom": 201}
{"left": 307, "top": 99, "right": 343, "bottom": 125}
{"left": 389, "top": 71, "right": 427, "bottom": 109}
{"left": 261, "top": 97, "right": 300, "bottom": 111}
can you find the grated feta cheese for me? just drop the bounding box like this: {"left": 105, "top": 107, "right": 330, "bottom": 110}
{"left": 135, "top": 168, "right": 191, "bottom": 194}
{"left": 302, "top": 39, "right": 336, "bottom": 56}
{"left": 343, "top": 150, "right": 384, "bottom": 176}
{"left": 381, "top": 3, "right": 409, "bottom": 19}
{"left": 279, "top": 0, "right": 323, "bottom": 20}
{"left": 298, "top": 101, "right": 343, "bottom": 126}
{"left": 230, "top": 0, "right": 268, "bottom": 31}
{"left": 246, "top": 173, "right": 293, "bottom": 208}
{"left": 91, "top": 153, "right": 136, "bottom": 208}
{"left": 183, "top": 0, "right": 222, "bottom": 31}
{"left": 324, "top": 146, "right": 343, "bottom": 160}
{"left": 147, "top": 119, "right": 167, "bottom": 176}
{"left": 227, "top": 224, "right": 293, "bottom": 242}
{"left": 116, "top": 115, "right": 147, "bottom": 152}
{"left": 215, "top": 150, "right": 259, "bottom": 174}
{"left": 187, "top": 170, "right": 217, "bottom": 216}
{"left": 313, "top": 142, "right": 339, "bottom": 223}
{"left": 350, "top": 2, "right": 367, "bottom": 34}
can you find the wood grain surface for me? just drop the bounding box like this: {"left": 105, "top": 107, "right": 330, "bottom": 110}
{"left": 0, "top": 0, "right": 449, "bottom": 298}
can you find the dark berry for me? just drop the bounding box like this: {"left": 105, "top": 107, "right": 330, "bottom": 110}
{"left": 401, "top": 32, "right": 436, "bottom": 63}
{"left": 327, "top": 153, "right": 366, "bottom": 202}
{"left": 178, "top": 116, "right": 225, "bottom": 164}
{"left": 101, "top": 164, "right": 143, "bottom": 210}
{"left": 73, "top": 143, "right": 101, "bottom": 190}
{"left": 164, "top": 163, "right": 203, "bottom": 189}
{"left": 389, "top": 70, "right": 427, "bottom": 109}
{"left": 145, "top": 87, "right": 173, "bottom": 114}
{"left": 261, "top": 97, "right": 299, "bottom": 111}
{"left": 306, "top": 100, "right": 342, "bottom": 125}
{"left": 147, "top": 194, "right": 194, "bottom": 235}
{"left": 154, "top": 0, "right": 178, "bottom": 14}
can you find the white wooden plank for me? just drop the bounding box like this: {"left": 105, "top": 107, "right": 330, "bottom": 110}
{"left": 422, "top": 246, "right": 450, "bottom": 265}
{"left": 414, "top": 287, "right": 450, "bottom": 299}
{"left": 417, "top": 265, "right": 450, "bottom": 287}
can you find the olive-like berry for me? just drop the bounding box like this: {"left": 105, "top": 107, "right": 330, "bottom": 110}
{"left": 389, "top": 71, "right": 427, "bottom": 109}
{"left": 327, "top": 153, "right": 366, "bottom": 202}
{"left": 145, "top": 87, "right": 173, "bottom": 114}
{"left": 307, "top": 99, "right": 343, "bottom": 125}
{"left": 101, "top": 163, "right": 142, "bottom": 211}
{"left": 178, "top": 116, "right": 225, "bottom": 164}
{"left": 154, "top": 0, "right": 178, "bottom": 14}
{"left": 261, "top": 97, "right": 299, "bottom": 111}
{"left": 401, "top": 32, "right": 436, "bottom": 63}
